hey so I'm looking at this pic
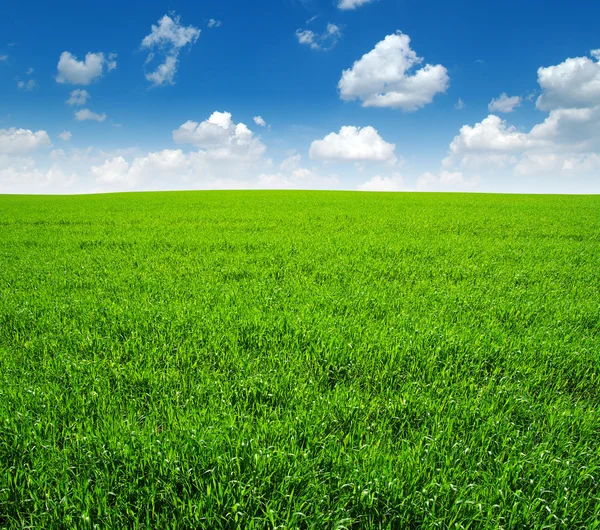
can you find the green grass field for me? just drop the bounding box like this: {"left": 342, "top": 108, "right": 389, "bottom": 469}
{"left": 1, "top": 191, "right": 599, "bottom": 529}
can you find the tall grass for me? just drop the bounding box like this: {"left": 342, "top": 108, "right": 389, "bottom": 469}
{"left": 0, "top": 191, "right": 599, "bottom": 528}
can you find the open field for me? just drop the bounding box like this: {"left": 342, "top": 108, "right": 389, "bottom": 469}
{"left": 0, "top": 191, "right": 599, "bottom": 528}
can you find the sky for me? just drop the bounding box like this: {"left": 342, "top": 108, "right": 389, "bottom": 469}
{"left": 1, "top": 0, "right": 600, "bottom": 194}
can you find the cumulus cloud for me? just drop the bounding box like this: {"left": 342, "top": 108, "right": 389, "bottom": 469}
{"left": 309, "top": 125, "right": 396, "bottom": 163}
{"left": 536, "top": 51, "right": 600, "bottom": 111}
{"left": 56, "top": 52, "right": 116, "bottom": 85}
{"left": 447, "top": 115, "right": 537, "bottom": 157}
{"left": 91, "top": 156, "right": 134, "bottom": 186}
{"left": 141, "top": 14, "right": 200, "bottom": 87}
{"left": 338, "top": 0, "right": 375, "bottom": 9}
{"left": 0, "top": 135, "right": 83, "bottom": 194}
{"left": 488, "top": 93, "right": 521, "bottom": 113}
{"left": 91, "top": 150, "right": 195, "bottom": 189}
{"left": 357, "top": 173, "right": 404, "bottom": 191}
{"left": 338, "top": 32, "right": 449, "bottom": 111}
{"left": 66, "top": 89, "right": 90, "bottom": 106}
{"left": 173, "top": 111, "right": 266, "bottom": 161}
{"left": 75, "top": 109, "right": 107, "bottom": 122}
{"left": 89, "top": 146, "right": 274, "bottom": 192}
{"left": 438, "top": 49, "right": 600, "bottom": 184}
{"left": 253, "top": 116, "right": 267, "bottom": 127}
{"left": 444, "top": 108, "right": 599, "bottom": 173}
{"left": 83, "top": 112, "right": 277, "bottom": 192}
{"left": 58, "top": 131, "right": 72, "bottom": 141}
{"left": 296, "top": 23, "right": 342, "bottom": 51}
{"left": 0, "top": 128, "right": 51, "bottom": 155}
{"left": 0, "top": 164, "right": 77, "bottom": 194}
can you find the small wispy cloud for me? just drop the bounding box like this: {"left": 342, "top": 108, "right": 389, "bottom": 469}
{"left": 75, "top": 109, "right": 107, "bottom": 122}
{"left": 488, "top": 93, "right": 521, "bottom": 113}
{"left": 66, "top": 89, "right": 90, "bottom": 106}
{"left": 17, "top": 79, "right": 37, "bottom": 91}
{"left": 253, "top": 116, "right": 267, "bottom": 127}
{"left": 337, "top": 0, "right": 375, "bottom": 10}
{"left": 296, "top": 23, "right": 342, "bottom": 51}
{"left": 208, "top": 19, "right": 222, "bottom": 28}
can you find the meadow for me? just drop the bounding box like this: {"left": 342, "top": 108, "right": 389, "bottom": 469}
{"left": 0, "top": 191, "right": 599, "bottom": 529}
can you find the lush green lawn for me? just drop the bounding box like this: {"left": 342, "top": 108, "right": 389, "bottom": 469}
{"left": 0, "top": 191, "right": 599, "bottom": 529}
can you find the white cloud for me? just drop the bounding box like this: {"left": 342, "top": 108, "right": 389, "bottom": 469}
{"left": 252, "top": 152, "right": 340, "bottom": 190}
{"left": 49, "top": 149, "right": 66, "bottom": 161}
{"left": 338, "top": 0, "right": 375, "bottom": 10}
{"left": 58, "top": 131, "right": 72, "bottom": 141}
{"left": 296, "top": 23, "right": 342, "bottom": 51}
{"left": 454, "top": 98, "right": 465, "bottom": 110}
{"left": 17, "top": 79, "right": 37, "bottom": 91}
{"left": 536, "top": 51, "right": 600, "bottom": 111}
{"left": 145, "top": 56, "right": 178, "bottom": 86}
{"left": 91, "top": 156, "right": 132, "bottom": 185}
{"left": 91, "top": 150, "right": 192, "bottom": 188}
{"left": 296, "top": 30, "right": 316, "bottom": 47}
{"left": 75, "top": 109, "right": 107, "bottom": 122}
{"left": 438, "top": 50, "right": 600, "bottom": 185}
{"left": 0, "top": 55, "right": 8, "bottom": 62}
{"left": 447, "top": 115, "right": 537, "bottom": 158}
{"left": 66, "top": 89, "right": 90, "bottom": 106}
{"left": 488, "top": 93, "right": 521, "bottom": 113}
{"left": 416, "top": 170, "right": 477, "bottom": 191}
{"left": 257, "top": 165, "right": 340, "bottom": 190}
{"left": 309, "top": 125, "right": 396, "bottom": 163}
{"left": 253, "top": 116, "right": 266, "bottom": 127}
{"left": 528, "top": 106, "right": 600, "bottom": 150}
{"left": 107, "top": 54, "right": 117, "bottom": 71}
{"left": 26, "top": 67, "right": 34, "bottom": 75}
{"left": 173, "top": 111, "right": 266, "bottom": 161}
{"left": 0, "top": 164, "right": 77, "bottom": 194}
{"left": 141, "top": 14, "right": 200, "bottom": 87}
{"left": 142, "top": 15, "right": 200, "bottom": 48}
{"left": 84, "top": 112, "right": 276, "bottom": 192}
{"left": 0, "top": 128, "right": 51, "bottom": 155}
{"left": 338, "top": 31, "right": 449, "bottom": 111}
{"left": 208, "top": 19, "right": 222, "bottom": 28}
{"left": 280, "top": 153, "right": 302, "bottom": 171}
{"left": 514, "top": 152, "right": 600, "bottom": 177}
{"left": 56, "top": 52, "right": 116, "bottom": 85}
{"left": 89, "top": 145, "right": 275, "bottom": 192}
{"left": 357, "top": 173, "right": 404, "bottom": 191}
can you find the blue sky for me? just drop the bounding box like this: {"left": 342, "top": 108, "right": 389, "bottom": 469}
{"left": 1, "top": 0, "right": 600, "bottom": 193}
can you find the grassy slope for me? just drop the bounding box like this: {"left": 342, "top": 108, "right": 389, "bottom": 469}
{"left": 0, "top": 191, "right": 599, "bottom": 529}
